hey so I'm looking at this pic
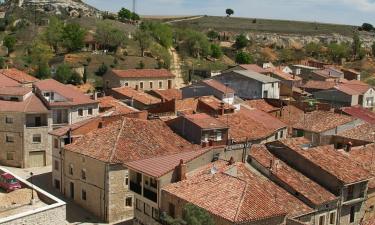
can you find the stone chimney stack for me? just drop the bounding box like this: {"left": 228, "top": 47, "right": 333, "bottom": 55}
{"left": 177, "top": 159, "right": 187, "bottom": 181}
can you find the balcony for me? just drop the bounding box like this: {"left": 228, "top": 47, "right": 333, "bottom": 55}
{"left": 26, "top": 114, "right": 48, "bottom": 128}
{"left": 130, "top": 181, "right": 142, "bottom": 195}
{"left": 143, "top": 188, "right": 157, "bottom": 203}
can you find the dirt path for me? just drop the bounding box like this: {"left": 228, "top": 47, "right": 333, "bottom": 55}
{"left": 166, "top": 15, "right": 204, "bottom": 24}
{"left": 169, "top": 48, "right": 185, "bottom": 89}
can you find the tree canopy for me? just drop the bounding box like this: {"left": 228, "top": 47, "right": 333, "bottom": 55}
{"left": 141, "top": 22, "right": 173, "bottom": 48}
{"left": 226, "top": 8, "right": 234, "bottom": 17}
{"left": 43, "top": 16, "right": 64, "bottom": 52}
{"left": 3, "top": 35, "right": 16, "bottom": 53}
{"left": 118, "top": 7, "right": 140, "bottom": 21}
{"left": 29, "top": 40, "right": 54, "bottom": 79}
{"left": 234, "top": 34, "right": 249, "bottom": 49}
{"left": 62, "top": 23, "right": 86, "bottom": 52}
{"left": 360, "top": 23, "right": 374, "bottom": 32}
{"left": 235, "top": 51, "right": 253, "bottom": 64}
{"left": 95, "top": 21, "right": 126, "bottom": 51}
{"left": 134, "top": 29, "right": 153, "bottom": 57}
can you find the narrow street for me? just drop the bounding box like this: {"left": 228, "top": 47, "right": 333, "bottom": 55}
{"left": 169, "top": 47, "right": 186, "bottom": 89}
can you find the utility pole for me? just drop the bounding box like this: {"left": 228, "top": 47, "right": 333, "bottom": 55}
{"left": 132, "top": 0, "right": 136, "bottom": 14}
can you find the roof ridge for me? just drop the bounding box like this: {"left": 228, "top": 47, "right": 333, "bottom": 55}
{"left": 233, "top": 179, "right": 249, "bottom": 222}
{"left": 23, "top": 95, "right": 33, "bottom": 112}
{"left": 109, "top": 118, "right": 126, "bottom": 162}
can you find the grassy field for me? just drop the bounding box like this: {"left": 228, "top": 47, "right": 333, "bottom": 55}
{"left": 172, "top": 16, "right": 357, "bottom": 36}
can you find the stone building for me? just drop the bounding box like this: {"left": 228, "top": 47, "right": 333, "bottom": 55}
{"left": 33, "top": 79, "right": 99, "bottom": 128}
{"left": 103, "top": 69, "right": 176, "bottom": 91}
{"left": 61, "top": 117, "right": 200, "bottom": 223}
{"left": 0, "top": 68, "right": 39, "bottom": 88}
{"left": 0, "top": 87, "right": 52, "bottom": 168}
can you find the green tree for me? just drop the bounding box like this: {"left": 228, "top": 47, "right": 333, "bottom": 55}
{"left": 235, "top": 51, "right": 253, "bottom": 64}
{"left": 3, "top": 35, "right": 16, "bottom": 53}
{"left": 131, "top": 12, "right": 141, "bottom": 21}
{"left": 226, "top": 8, "right": 234, "bottom": 17}
{"left": 141, "top": 22, "right": 173, "bottom": 48}
{"left": 96, "top": 63, "right": 108, "bottom": 76}
{"left": 234, "top": 34, "right": 249, "bottom": 49}
{"left": 134, "top": 29, "right": 152, "bottom": 57}
{"left": 372, "top": 42, "right": 375, "bottom": 57}
{"left": 68, "top": 72, "right": 82, "bottom": 85}
{"left": 118, "top": 8, "right": 132, "bottom": 21}
{"left": 0, "top": 57, "right": 5, "bottom": 69}
{"left": 55, "top": 64, "right": 72, "bottom": 83}
{"left": 305, "top": 42, "right": 322, "bottom": 58}
{"left": 279, "top": 48, "right": 295, "bottom": 63}
{"left": 62, "top": 23, "right": 86, "bottom": 52}
{"left": 95, "top": 21, "right": 126, "bottom": 51}
{"left": 43, "top": 16, "right": 64, "bottom": 52}
{"left": 361, "top": 23, "right": 374, "bottom": 32}
{"left": 352, "top": 32, "right": 362, "bottom": 59}
{"left": 327, "top": 43, "right": 349, "bottom": 63}
{"left": 210, "top": 44, "right": 223, "bottom": 59}
{"left": 138, "top": 60, "right": 145, "bottom": 69}
{"left": 207, "top": 30, "right": 219, "bottom": 41}
{"left": 186, "top": 31, "right": 211, "bottom": 58}
{"left": 183, "top": 203, "right": 215, "bottom": 225}
{"left": 29, "top": 40, "right": 54, "bottom": 79}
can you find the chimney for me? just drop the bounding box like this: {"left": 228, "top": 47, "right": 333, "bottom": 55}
{"left": 293, "top": 73, "right": 296, "bottom": 80}
{"left": 93, "top": 91, "right": 98, "bottom": 100}
{"left": 228, "top": 156, "right": 235, "bottom": 165}
{"left": 346, "top": 142, "right": 353, "bottom": 152}
{"left": 98, "top": 122, "right": 104, "bottom": 129}
{"left": 177, "top": 159, "right": 187, "bottom": 181}
{"left": 219, "top": 102, "right": 225, "bottom": 115}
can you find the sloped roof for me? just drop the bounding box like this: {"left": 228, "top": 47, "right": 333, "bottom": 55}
{"left": 244, "top": 99, "right": 279, "bottom": 113}
{"left": 111, "top": 69, "right": 175, "bottom": 79}
{"left": 64, "top": 117, "right": 199, "bottom": 164}
{"left": 0, "top": 87, "right": 32, "bottom": 96}
{"left": 341, "top": 105, "right": 375, "bottom": 125}
{"left": 184, "top": 113, "right": 228, "bottom": 129}
{"left": 302, "top": 80, "right": 336, "bottom": 91}
{"left": 98, "top": 96, "right": 137, "bottom": 115}
{"left": 0, "top": 94, "right": 49, "bottom": 113}
{"left": 34, "top": 79, "right": 97, "bottom": 107}
{"left": 0, "top": 68, "right": 39, "bottom": 84}
{"left": 0, "top": 74, "right": 20, "bottom": 87}
{"left": 150, "top": 89, "right": 182, "bottom": 101}
{"left": 202, "top": 79, "right": 235, "bottom": 94}
{"left": 239, "top": 64, "right": 268, "bottom": 74}
{"left": 337, "top": 123, "right": 375, "bottom": 143}
{"left": 267, "top": 68, "right": 302, "bottom": 81}
{"left": 231, "top": 70, "right": 280, "bottom": 83}
{"left": 49, "top": 117, "right": 102, "bottom": 137}
{"left": 293, "top": 111, "right": 355, "bottom": 133}
{"left": 112, "top": 87, "right": 161, "bottom": 105}
{"left": 250, "top": 145, "right": 338, "bottom": 206}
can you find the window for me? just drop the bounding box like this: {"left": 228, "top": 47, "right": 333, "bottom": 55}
{"left": 81, "top": 189, "right": 87, "bottom": 201}
{"left": 54, "top": 160, "right": 59, "bottom": 171}
{"left": 140, "top": 82, "right": 144, "bottom": 89}
{"left": 81, "top": 169, "right": 86, "bottom": 180}
{"left": 150, "top": 178, "right": 157, "bottom": 189}
{"left": 5, "top": 117, "right": 13, "bottom": 124}
{"left": 216, "top": 131, "right": 222, "bottom": 141}
{"left": 124, "top": 171, "right": 129, "bottom": 186}
{"left": 32, "top": 134, "right": 41, "bottom": 143}
{"left": 124, "top": 82, "right": 129, "bottom": 87}
{"left": 6, "top": 152, "right": 14, "bottom": 160}
{"left": 144, "top": 203, "right": 151, "bottom": 216}
{"left": 274, "top": 133, "right": 278, "bottom": 140}
{"left": 136, "top": 199, "right": 142, "bottom": 211}
{"left": 159, "top": 81, "right": 163, "bottom": 89}
{"left": 54, "top": 179, "right": 60, "bottom": 189}
{"left": 347, "top": 185, "right": 354, "bottom": 200}
{"left": 168, "top": 203, "right": 175, "bottom": 218}
{"left": 329, "top": 211, "right": 336, "bottom": 225}
{"left": 10, "top": 97, "right": 18, "bottom": 101}
{"left": 150, "top": 82, "right": 153, "bottom": 89}
{"left": 35, "top": 116, "right": 41, "bottom": 127}
{"left": 54, "top": 138, "right": 59, "bottom": 148}
{"left": 125, "top": 196, "right": 132, "bottom": 207}
{"left": 88, "top": 108, "right": 93, "bottom": 115}
{"left": 350, "top": 206, "right": 355, "bottom": 223}
{"left": 319, "top": 215, "right": 325, "bottom": 225}
{"left": 6, "top": 135, "right": 14, "bottom": 143}
{"left": 279, "top": 130, "right": 284, "bottom": 139}
{"left": 69, "top": 164, "right": 74, "bottom": 175}
{"left": 78, "top": 109, "right": 83, "bottom": 116}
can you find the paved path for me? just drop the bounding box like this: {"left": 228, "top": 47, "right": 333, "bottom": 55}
{"left": 3, "top": 166, "right": 132, "bottom": 225}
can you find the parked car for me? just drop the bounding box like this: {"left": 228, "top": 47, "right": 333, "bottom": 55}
{"left": 0, "top": 173, "right": 22, "bottom": 192}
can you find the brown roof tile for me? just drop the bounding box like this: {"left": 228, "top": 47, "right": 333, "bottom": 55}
{"left": 111, "top": 69, "right": 175, "bottom": 79}
{"left": 184, "top": 113, "right": 228, "bottom": 129}
{"left": 0, "top": 74, "right": 20, "bottom": 87}
{"left": 302, "top": 80, "right": 336, "bottom": 91}
{"left": 341, "top": 105, "right": 375, "bottom": 125}
{"left": 250, "top": 144, "right": 338, "bottom": 206}
{"left": 0, "top": 87, "right": 32, "bottom": 96}
{"left": 336, "top": 123, "right": 375, "bottom": 143}
{"left": 267, "top": 68, "right": 302, "bottom": 81}
{"left": 0, "top": 94, "right": 49, "bottom": 113}
{"left": 245, "top": 99, "right": 279, "bottom": 113}
{"left": 0, "top": 68, "right": 39, "bottom": 84}
{"left": 198, "top": 96, "right": 235, "bottom": 112}
{"left": 112, "top": 87, "right": 161, "bottom": 105}
{"left": 34, "top": 79, "right": 97, "bottom": 107}
{"left": 98, "top": 96, "right": 137, "bottom": 115}
{"left": 202, "top": 79, "right": 235, "bottom": 94}
{"left": 293, "top": 111, "right": 355, "bottom": 133}
{"left": 150, "top": 89, "right": 182, "bottom": 101}
{"left": 239, "top": 64, "right": 268, "bottom": 74}
{"left": 64, "top": 117, "right": 199, "bottom": 163}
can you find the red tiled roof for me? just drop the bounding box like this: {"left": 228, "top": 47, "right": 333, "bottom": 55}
{"left": 0, "top": 94, "right": 49, "bottom": 113}
{"left": 150, "top": 89, "right": 182, "bottom": 101}
{"left": 343, "top": 144, "right": 375, "bottom": 189}
{"left": 34, "top": 79, "right": 97, "bottom": 107}
{"left": 0, "top": 74, "right": 20, "bottom": 87}
{"left": 336, "top": 123, "right": 375, "bottom": 142}
{"left": 98, "top": 96, "right": 137, "bottom": 115}
{"left": 176, "top": 98, "right": 199, "bottom": 114}
{"left": 302, "top": 81, "right": 336, "bottom": 91}
{"left": 341, "top": 105, "right": 375, "bottom": 125}
{"left": 267, "top": 68, "right": 302, "bottom": 81}
{"left": 217, "top": 108, "right": 286, "bottom": 142}
{"left": 111, "top": 69, "right": 175, "bottom": 79}
{"left": 293, "top": 111, "right": 355, "bottom": 133}
{"left": 250, "top": 145, "right": 338, "bottom": 206}
{"left": 278, "top": 138, "right": 371, "bottom": 184}
{"left": 112, "top": 87, "right": 161, "bottom": 105}
{"left": 0, "top": 87, "right": 32, "bottom": 96}
{"left": 202, "top": 79, "right": 234, "bottom": 94}
{"left": 239, "top": 64, "right": 268, "bottom": 74}
{"left": 335, "top": 81, "right": 370, "bottom": 95}
{"left": 163, "top": 161, "right": 312, "bottom": 223}
{"left": 312, "top": 69, "right": 331, "bottom": 78}
{"left": 49, "top": 117, "right": 101, "bottom": 137}
{"left": 279, "top": 105, "right": 305, "bottom": 127}
{"left": 0, "top": 68, "right": 39, "bottom": 84}
{"left": 184, "top": 113, "right": 228, "bottom": 129}
{"left": 198, "top": 96, "right": 235, "bottom": 111}
{"left": 64, "top": 117, "right": 199, "bottom": 163}
{"left": 126, "top": 149, "right": 211, "bottom": 178}
{"left": 244, "top": 99, "right": 279, "bottom": 113}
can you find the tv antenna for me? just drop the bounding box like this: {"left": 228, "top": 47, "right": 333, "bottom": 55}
{"left": 132, "top": 0, "right": 136, "bottom": 14}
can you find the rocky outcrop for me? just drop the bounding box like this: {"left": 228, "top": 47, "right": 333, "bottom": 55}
{"left": 5, "top": 0, "right": 101, "bottom": 18}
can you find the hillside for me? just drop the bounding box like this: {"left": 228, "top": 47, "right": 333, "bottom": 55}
{"left": 171, "top": 16, "right": 357, "bottom": 36}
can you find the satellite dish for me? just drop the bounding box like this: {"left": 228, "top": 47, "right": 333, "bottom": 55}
{"left": 210, "top": 165, "right": 218, "bottom": 174}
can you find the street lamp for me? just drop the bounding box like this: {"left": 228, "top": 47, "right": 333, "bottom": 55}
{"left": 30, "top": 172, "right": 34, "bottom": 204}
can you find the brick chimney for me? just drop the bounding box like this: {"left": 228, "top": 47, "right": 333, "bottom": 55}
{"left": 177, "top": 159, "right": 187, "bottom": 181}
{"left": 228, "top": 156, "right": 235, "bottom": 165}
{"left": 346, "top": 142, "right": 353, "bottom": 152}
{"left": 219, "top": 102, "right": 225, "bottom": 115}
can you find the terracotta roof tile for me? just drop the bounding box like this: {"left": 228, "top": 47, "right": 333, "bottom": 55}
{"left": 49, "top": 117, "right": 102, "bottom": 137}
{"left": 293, "top": 111, "right": 355, "bottom": 133}
{"left": 0, "top": 94, "right": 49, "bottom": 113}
{"left": 0, "top": 74, "right": 20, "bottom": 87}
{"left": 341, "top": 105, "right": 375, "bottom": 125}
{"left": 245, "top": 99, "right": 279, "bottom": 113}
{"left": 198, "top": 96, "right": 235, "bottom": 111}
{"left": 279, "top": 105, "right": 305, "bottom": 127}
{"left": 112, "top": 87, "right": 161, "bottom": 105}
{"left": 163, "top": 161, "right": 312, "bottom": 223}
{"left": 278, "top": 138, "right": 371, "bottom": 184}
{"left": 336, "top": 123, "right": 375, "bottom": 142}
{"left": 111, "top": 69, "right": 175, "bottom": 79}
{"left": 34, "top": 79, "right": 97, "bottom": 107}
{"left": 0, "top": 68, "right": 39, "bottom": 84}
{"left": 184, "top": 113, "right": 228, "bottom": 129}
{"left": 175, "top": 98, "right": 199, "bottom": 114}
{"left": 267, "top": 68, "right": 302, "bottom": 81}
{"left": 302, "top": 80, "right": 336, "bottom": 91}
{"left": 250, "top": 145, "right": 338, "bottom": 206}
{"left": 150, "top": 89, "right": 182, "bottom": 101}
{"left": 239, "top": 64, "right": 268, "bottom": 74}
{"left": 202, "top": 79, "right": 235, "bottom": 94}
{"left": 98, "top": 96, "right": 137, "bottom": 115}
{"left": 64, "top": 117, "right": 199, "bottom": 163}
{"left": 0, "top": 87, "right": 32, "bottom": 96}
